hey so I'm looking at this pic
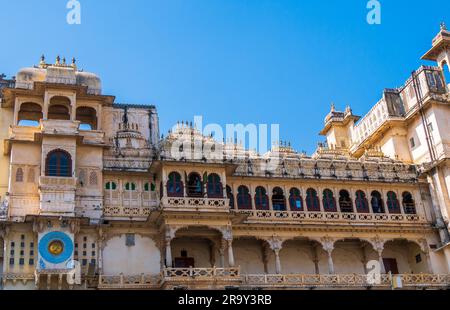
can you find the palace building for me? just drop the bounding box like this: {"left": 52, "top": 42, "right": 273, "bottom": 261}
{"left": 0, "top": 25, "right": 450, "bottom": 290}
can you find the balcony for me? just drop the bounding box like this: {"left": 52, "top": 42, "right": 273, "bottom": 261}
{"left": 79, "top": 130, "right": 105, "bottom": 145}
{"left": 8, "top": 125, "right": 40, "bottom": 142}
{"left": 40, "top": 119, "right": 80, "bottom": 136}
{"left": 103, "top": 191, "right": 159, "bottom": 220}
{"left": 96, "top": 270, "right": 450, "bottom": 290}
{"left": 235, "top": 210, "right": 427, "bottom": 226}
{"left": 242, "top": 273, "right": 450, "bottom": 289}
{"left": 39, "top": 176, "right": 77, "bottom": 216}
{"left": 160, "top": 196, "right": 229, "bottom": 213}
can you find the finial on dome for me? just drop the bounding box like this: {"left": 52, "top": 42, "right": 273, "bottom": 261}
{"left": 39, "top": 54, "right": 46, "bottom": 67}
{"left": 440, "top": 21, "right": 447, "bottom": 31}
{"left": 345, "top": 105, "right": 352, "bottom": 114}
{"left": 56, "top": 55, "right": 61, "bottom": 65}
{"left": 62, "top": 57, "right": 66, "bottom": 65}
{"left": 330, "top": 102, "right": 336, "bottom": 112}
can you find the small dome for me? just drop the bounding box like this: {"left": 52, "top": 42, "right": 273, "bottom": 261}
{"left": 15, "top": 67, "right": 46, "bottom": 90}
{"left": 76, "top": 71, "right": 102, "bottom": 95}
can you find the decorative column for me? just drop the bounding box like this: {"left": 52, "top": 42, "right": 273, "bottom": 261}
{"left": 219, "top": 240, "right": 226, "bottom": 268}
{"left": 371, "top": 237, "right": 386, "bottom": 274}
{"left": 222, "top": 227, "right": 234, "bottom": 267}
{"left": 321, "top": 238, "right": 335, "bottom": 274}
{"left": 164, "top": 227, "right": 176, "bottom": 268}
{"left": 268, "top": 237, "right": 284, "bottom": 274}
{"left": 97, "top": 229, "right": 106, "bottom": 275}
{"left": 310, "top": 243, "right": 320, "bottom": 274}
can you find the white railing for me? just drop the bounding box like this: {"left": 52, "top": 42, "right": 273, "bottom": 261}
{"left": 237, "top": 210, "right": 427, "bottom": 225}
{"left": 243, "top": 273, "right": 450, "bottom": 288}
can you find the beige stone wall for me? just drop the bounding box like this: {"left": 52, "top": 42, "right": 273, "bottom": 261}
{"left": 102, "top": 234, "right": 160, "bottom": 275}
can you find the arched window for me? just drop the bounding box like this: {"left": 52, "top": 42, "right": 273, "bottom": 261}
{"left": 386, "top": 191, "right": 401, "bottom": 214}
{"left": 402, "top": 192, "right": 416, "bottom": 215}
{"left": 48, "top": 96, "right": 71, "bottom": 120}
{"left": 339, "top": 190, "right": 353, "bottom": 213}
{"left": 16, "top": 168, "right": 24, "bottom": 183}
{"left": 105, "top": 182, "right": 117, "bottom": 190}
{"left": 76, "top": 107, "right": 97, "bottom": 130}
{"left": 322, "top": 189, "right": 337, "bottom": 212}
{"left": 207, "top": 173, "right": 223, "bottom": 198}
{"left": 254, "top": 186, "right": 269, "bottom": 210}
{"left": 226, "top": 186, "right": 234, "bottom": 209}
{"left": 355, "top": 190, "right": 369, "bottom": 213}
{"left": 272, "top": 187, "right": 286, "bottom": 211}
{"left": 144, "top": 182, "right": 154, "bottom": 192}
{"left": 167, "top": 172, "right": 183, "bottom": 197}
{"left": 89, "top": 171, "right": 98, "bottom": 186}
{"left": 371, "top": 191, "right": 384, "bottom": 214}
{"left": 125, "top": 182, "right": 137, "bottom": 191}
{"left": 45, "top": 150, "right": 72, "bottom": 177}
{"left": 18, "top": 102, "right": 42, "bottom": 127}
{"left": 306, "top": 188, "right": 320, "bottom": 212}
{"left": 289, "top": 188, "right": 303, "bottom": 211}
{"left": 237, "top": 185, "right": 252, "bottom": 210}
{"left": 187, "top": 173, "right": 203, "bottom": 197}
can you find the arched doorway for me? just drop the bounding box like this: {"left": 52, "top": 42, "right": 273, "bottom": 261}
{"left": 169, "top": 226, "right": 223, "bottom": 268}
{"left": 382, "top": 239, "right": 431, "bottom": 274}
{"left": 332, "top": 239, "right": 376, "bottom": 274}
{"left": 233, "top": 237, "right": 267, "bottom": 274}
{"left": 279, "top": 239, "right": 322, "bottom": 275}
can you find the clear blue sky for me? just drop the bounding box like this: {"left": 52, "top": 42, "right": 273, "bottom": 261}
{"left": 0, "top": 0, "right": 448, "bottom": 154}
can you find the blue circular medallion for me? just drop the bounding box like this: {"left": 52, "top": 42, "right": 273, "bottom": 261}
{"left": 39, "top": 231, "right": 74, "bottom": 264}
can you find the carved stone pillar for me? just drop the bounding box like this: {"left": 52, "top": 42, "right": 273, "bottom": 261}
{"left": 371, "top": 237, "right": 386, "bottom": 274}
{"left": 321, "top": 238, "right": 335, "bottom": 274}
{"left": 97, "top": 229, "right": 106, "bottom": 275}
{"left": 222, "top": 227, "right": 234, "bottom": 267}
{"left": 219, "top": 240, "right": 226, "bottom": 268}
{"left": 268, "top": 237, "right": 284, "bottom": 274}
{"left": 165, "top": 227, "right": 176, "bottom": 267}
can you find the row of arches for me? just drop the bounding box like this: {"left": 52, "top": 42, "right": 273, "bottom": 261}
{"left": 105, "top": 181, "right": 155, "bottom": 192}
{"left": 228, "top": 186, "right": 417, "bottom": 215}
{"left": 166, "top": 172, "right": 223, "bottom": 198}
{"left": 17, "top": 98, "right": 97, "bottom": 130}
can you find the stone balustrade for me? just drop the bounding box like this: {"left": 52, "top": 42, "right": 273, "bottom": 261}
{"left": 8, "top": 125, "right": 40, "bottom": 141}
{"left": 242, "top": 273, "right": 450, "bottom": 289}
{"left": 160, "top": 197, "right": 229, "bottom": 212}
{"left": 98, "top": 274, "right": 161, "bottom": 289}
{"left": 103, "top": 191, "right": 159, "bottom": 219}
{"left": 163, "top": 267, "right": 241, "bottom": 279}
{"left": 79, "top": 130, "right": 105, "bottom": 145}
{"left": 96, "top": 270, "right": 450, "bottom": 289}
{"left": 235, "top": 210, "right": 427, "bottom": 225}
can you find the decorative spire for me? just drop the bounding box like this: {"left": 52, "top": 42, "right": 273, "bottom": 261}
{"left": 330, "top": 102, "right": 335, "bottom": 112}
{"left": 55, "top": 55, "right": 61, "bottom": 65}
{"left": 62, "top": 57, "right": 66, "bottom": 65}
{"left": 440, "top": 21, "right": 447, "bottom": 31}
